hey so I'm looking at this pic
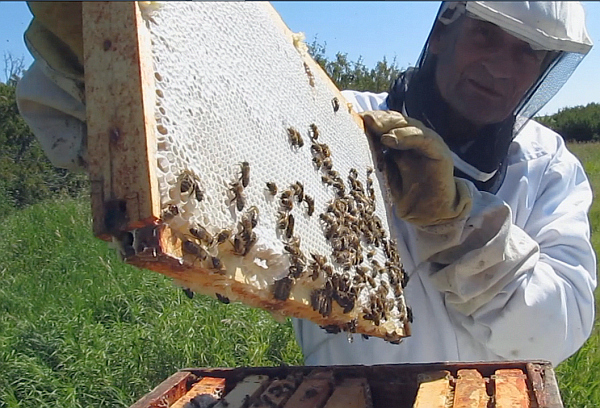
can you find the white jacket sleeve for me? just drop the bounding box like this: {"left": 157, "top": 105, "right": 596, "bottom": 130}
{"left": 16, "top": 61, "right": 87, "bottom": 172}
{"left": 411, "top": 140, "right": 596, "bottom": 365}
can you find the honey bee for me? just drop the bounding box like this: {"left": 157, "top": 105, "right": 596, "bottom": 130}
{"left": 266, "top": 181, "right": 278, "bottom": 196}
{"left": 210, "top": 256, "right": 225, "bottom": 273}
{"left": 321, "top": 144, "right": 331, "bottom": 158}
{"left": 349, "top": 168, "right": 358, "bottom": 180}
{"left": 161, "top": 204, "right": 179, "bottom": 221}
{"left": 303, "top": 62, "right": 315, "bottom": 87}
{"left": 407, "top": 306, "right": 413, "bottom": 323}
{"left": 183, "top": 240, "right": 208, "bottom": 261}
{"left": 356, "top": 265, "right": 370, "bottom": 276}
{"left": 310, "top": 142, "right": 323, "bottom": 156}
{"left": 332, "top": 97, "right": 340, "bottom": 112}
{"left": 182, "top": 288, "right": 194, "bottom": 299}
{"left": 319, "top": 212, "right": 335, "bottom": 225}
{"left": 332, "top": 181, "right": 346, "bottom": 197}
{"left": 280, "top": 189, "right": 293, "bottom": 200}
{"left": 248, "top": 206, "right": 259, "bottom": 228}
{"left": 321, "top": 174, "right": 335, "bottom": 186}
{"left": 277, "top": 211, "right": 289, "bottom": 231}
{"left": 229, "top": 181, "right": 245, "bottom": 211}
{"left": 304, "top": 195, "right": 315, "bottom": 216}
{"left": 194, "top": 188, "right": 204, "bottom": 202}
{"left": 309, "top": 123, "right": 319, "bottom": 140}
{"left": 232, "top": 235, "right": 246, "bottom": 255}
{"left": 280, "top": 195, "right": 294, "bottom": 211}
{"left": 289, "top": 261, "right": 305, "bottom": 279}
{"left": 366, "top": 166, "right": 374, "bottom": 177}
{"left": 285, "top": 213, "right": 295, "bottom": 239}
{"left": 241, "top": 206, "right": 259, "bottom": 230}
{"left": 312, "top": 156, "right": 323, "bottom": 170}
{"left": 179, "top": 171, "right": 204, "bottom": 202}
{"left": 189, "top": 224, "right": 212, "bottom": 244}
{"left": 308, "top": 265, "right": 320, "bottom": 281}
{"left": 377, "top": 283, "right": 389, "bottom": 297}
{"left": 180, "top": 172, "right": 194, "bottom": 194}
{"left": 214, "top": 229, "right": 232, "bottom": 245}
{"left": 327, "top": 169, "right": 340, "bottom": 179}
{"left": 287, "top": 127, "right": 304, "bottom": 148}
{"left": 273, "top": 276, "right": 294, "bottom": 301}
{"left": 311, "top": 286, "right": 332, "bottom": 317}
{"left": 335, "top": 292, "right": 356, "bottom": 314}
{"left": 291, "top": 181, "right": 304, "bottom": 203}
{"left": 322, "top": 157, "right": 333, "bottom": 171}
{"left": 311, "top": 253, "right": 327, "bottom": 267}
{"left": 283, "top": 236, "right": 302, "bottom": 257}
{"left": 239, "top": 161, "right": 250, "bottom": 188}
{"left": 401, "top": 271, "right": 410, "bottom": 288}
{"left": 367, "top": 180, "right": 375, "bottom": 201}
{"left": 243, "top": 231, "right": 257, "bottom": 255}
{"left": 308, "top": 254, "right": 328, "bottom": 280}
{"left": 215, "top": 293, "right": 230, "bottom": 304}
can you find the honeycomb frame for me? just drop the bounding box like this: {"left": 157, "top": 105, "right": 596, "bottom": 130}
{"left": 82, "top": 1, "right": 411, "bottom": 342}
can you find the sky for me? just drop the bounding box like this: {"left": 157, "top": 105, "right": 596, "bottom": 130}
{"left": 1, "top": 1, "right": 598, "bottom": 116}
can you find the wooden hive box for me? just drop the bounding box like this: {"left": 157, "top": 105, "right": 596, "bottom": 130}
{"left": 129, "top": 361, "right": 563, "bottom": 408}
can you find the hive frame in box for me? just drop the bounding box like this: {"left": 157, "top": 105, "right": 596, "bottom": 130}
{"left": 82, "top": 1, "right": 410, "bottom": 340}
{"left": 129, "top": 360, "right": 564, "bottom": 408}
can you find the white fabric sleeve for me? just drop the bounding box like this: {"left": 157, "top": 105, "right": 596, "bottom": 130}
{"left": 410, "top": 146, "right": 596, "bottom": 365}
{"left": 16, "top": 61, "right": 87, "bottom": 171}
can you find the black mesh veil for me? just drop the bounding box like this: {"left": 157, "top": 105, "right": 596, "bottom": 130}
{"left": 415, "top": 1, "right": 590, "bottom": 135}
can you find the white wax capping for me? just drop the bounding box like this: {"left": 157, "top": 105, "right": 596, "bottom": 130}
{"left": 145, "top": 2, "right": 408, "bottom": 327}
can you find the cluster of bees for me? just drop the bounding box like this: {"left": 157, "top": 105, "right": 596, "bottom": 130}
{"left": 228, "top": 161, "right": 250, "bottom": 211}
{"left": 271, "top": 179, "right": 317, "bottom": 301}
{"left": 278, "top": 122, "right": 411, "bottom": 342}
{"left": 309, "top": 123, "right": 409, "bottom": 341}
{"left": 160, "top": 114, "right": 410, "bottom": 342}
{"left": 172, "top": 162, "right": 258, "bottom": 280}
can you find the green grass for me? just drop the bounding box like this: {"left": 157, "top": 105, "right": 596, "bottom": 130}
{"left": 553, "top": 142, "right": 600, "bottom": 407}
{"left": 0, "top": 198, "right": 302, "bottom": 407}
{"left": 1, "top": 142, "right": 599, "bottom": 407}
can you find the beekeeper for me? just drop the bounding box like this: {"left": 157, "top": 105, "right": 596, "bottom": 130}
{"left": 294, "top": 1, "right": 597, "bottom": 367}
{"left": 16, "top": 1, "right": 597, "bottom": 368}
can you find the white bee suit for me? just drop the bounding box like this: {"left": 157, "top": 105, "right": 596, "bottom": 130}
{"left": 292, "top": 90, "right": 597, "bottom": 367}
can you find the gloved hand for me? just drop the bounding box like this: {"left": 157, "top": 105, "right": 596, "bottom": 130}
{"left": 361, "top": 110, "right": 472, "bottom": 227}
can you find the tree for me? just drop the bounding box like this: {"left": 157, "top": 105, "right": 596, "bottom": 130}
{"left": 307, "top": 39, "right": 403, "bottom": 93}
{"left": 3, "top": 52, "right": 26, "bottom": 86}
{"left": 535, "top": 103, "right": 600, "bottom": 142}
{"left": 0, "top": 79, "right": 88, "bottom": 214}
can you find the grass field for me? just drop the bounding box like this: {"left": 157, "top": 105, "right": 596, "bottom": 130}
{"left": 1, "top": 142, "right": 599, "bottom": 407}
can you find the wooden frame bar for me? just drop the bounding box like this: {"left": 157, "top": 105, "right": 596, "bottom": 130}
{"left": 83, "top": 1, "right": 160, "bottom": 239}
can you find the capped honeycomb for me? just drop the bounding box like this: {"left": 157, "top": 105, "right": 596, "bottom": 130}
{"left": 110, "top": 1, "right": 410, "bottom": 341}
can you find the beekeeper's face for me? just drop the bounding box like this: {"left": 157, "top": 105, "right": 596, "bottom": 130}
{"left": 429, "top": 15, "right": 547, "bottom": 127}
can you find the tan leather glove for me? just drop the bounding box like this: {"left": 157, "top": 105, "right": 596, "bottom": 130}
{"left": 361, "top": 110, "right": 472, "bottom": 227}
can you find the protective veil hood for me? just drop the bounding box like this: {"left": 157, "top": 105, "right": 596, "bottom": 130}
{"left": 433, "top": 1, "right": 593, "bottom": 130}
{"left": 388, "top": 1, "right": 593, "bottom": 193}
{"left": 439, "top": 2, "right": 592, "bottom": 54}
